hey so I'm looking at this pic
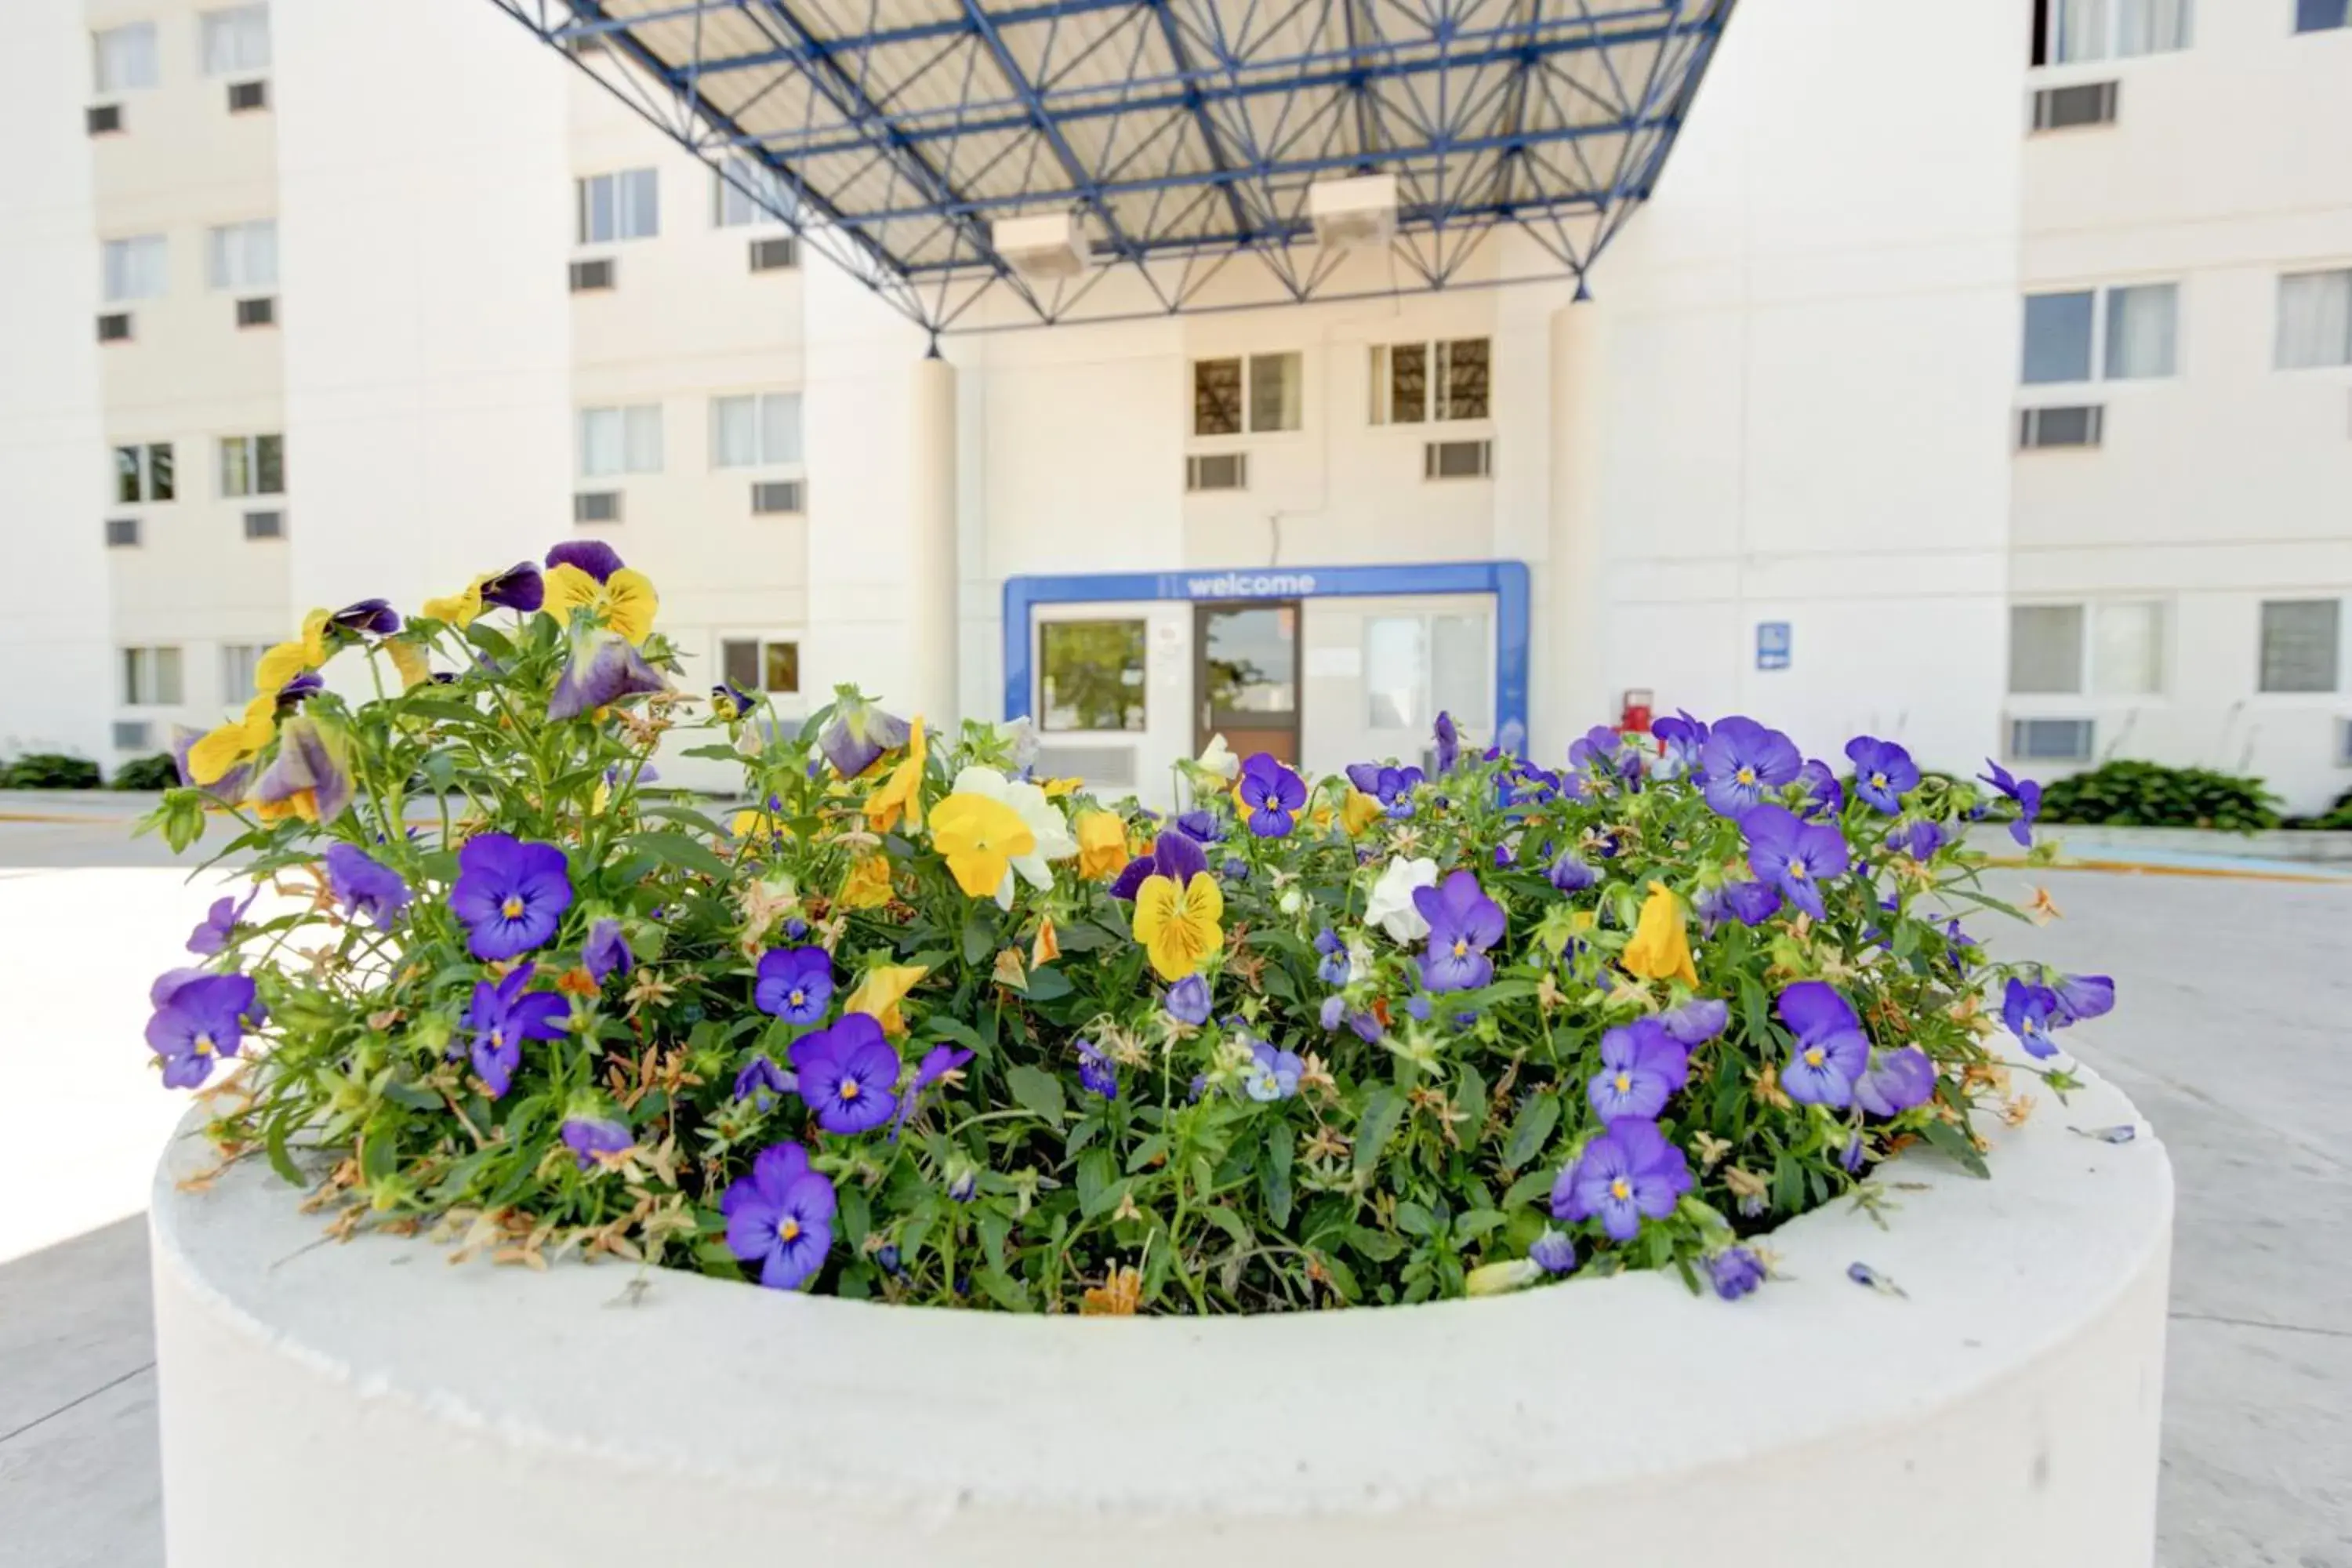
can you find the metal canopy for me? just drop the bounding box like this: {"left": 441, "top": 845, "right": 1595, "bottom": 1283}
{"left": 488, "top": 0, "right": 1735, "bottom": 332}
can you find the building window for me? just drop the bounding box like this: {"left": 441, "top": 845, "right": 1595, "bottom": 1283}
{"left": 2009, "top": 601, "right": 2166, "bottom": 695}
{"left": 578, "top": 405, "right": 663, "bottom": 477}
{"left": 2045, "top": 0, "right": 2192, "bottom": 62}
{"left": 114, "top": 443, "right": 174, "bottom": 503}
{"left": 2259, "top": 600, "right": 2341, "bottom": 693}
{"left": 710, "top": 392, "right": 803, "bottom": 468}
{"left": 206, "top": 220, "right": 278, "bottom": 291}
{"left": 1039, "top": 620, "right": 1147, "bottom": 732}
{"left": 713, "top": 160, "right": 793, "bottom": 227}
{"left": 221, "top": 643, "right": 269, "bottom": 702}
{"left": 102, "top": 235, "right": 169, "bottom": 303}
{"left": 1192, "top": 353, "right": 1301, "bottom": 437}
{"left": 93, "top": 23, "right": 160, "bottom": 93}
{"left": 577, "top": 169, "right": 659, "bottom": 244}
{"left": 1369, "top": 338, "right": 1491, "bottom": 423}
{"left": 218, "top": 434, "right": 284, "bottom": 497}
{"left": 2296, "top": 0, "right": 2349, "bottom": 31}
{"left": 1363, "top": 613, "right": 1490, "bottom": 732}
{"left": 2022, "top": 283, "right": 2177, "bottom": 383}
{"left": 122, "top": 645, "right": 184, "bottom": 706}
{"left": 720, "top": 637, "right": 800, "bottom": 695}
{"left": 199, "top": 6, "right": 270, "bottom": 76}
{"left": 2276, "top": 268, "right": 2352, "bottom": 368}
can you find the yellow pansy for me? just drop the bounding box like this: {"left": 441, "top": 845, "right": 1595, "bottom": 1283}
{"left": 1132, "top": 871, "right": 1224, "bottom": 981}
{"left": 420, "top": 578, "right": 486, "bottom": 628}
{"left": 836, "top": 855, "right": 894, "bottom": 911}
{"left": 1073, "top": 810, "right": 1131, "bottom": 880}
{"left": 865, "top": 716, "right": 927, "bottom": 835}
{"left": 543, "top": 563, "right": 659, "bottom": 645}
{"left": 1622, "top": 880, "right": 1698, "bottom": 988}
{"left": 844, "top": 962, "right": 929, "bottom": 1036}
{"left": 252, "top": 608, "right": 331, "bottom": 695}
{"left": 385, "top": 636, "right": 431, "bottom": 690}
{"left": 1040, "top": 776, "right": 1083, "bottom": 799}
{"left": 1341, "top": 788, "right": 1385, "bottom": 836}
{"left": 730, "top": 807, "right": 793, "bottom": 848}
{"left": 185, "top": 695, "right": 278, "bottom": 787}
{"left": 928, "top": 791, "right": 1035, "bottom": 900}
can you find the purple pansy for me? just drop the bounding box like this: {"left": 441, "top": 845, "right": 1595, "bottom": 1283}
{"left": 1709, "top": 1246, "right": 1766, "bottom": 1301}
{"left": 249, "top": 714, "right": 354, "bottom": 824}
{"left": 1696, "top": 877, "right": 1783, "bottom": 931}
{"left": 1854, "top": 1045, "right": 1938, "bottom": 1116}
{"left": 1174, "top": 808, "right": 1227, "bottom": 844}
{"left": 2003, "top": 977, "right": 2064, "bottom": 1058}
{"left": 448, "top": 833, "right": 573, "bottom": 960}
{"left": 146, "top": 971, "right": 261, "bottom": 1089}
{"left": 1697, "top": 717, "right": 1802, "bottom": 818}
{"left": 1345, "top": 762, "right": 1423, "bottom": 818}
{"left": 185, "top": 889, "right": 257, "bottom": 956}
{"left": 817, "top": 695, "right": 911, "bottom": 779}
{"left": 1552, "top": 1118, "right": 1694, "bottom": 1242}
{"left": 1165, "top": 974, "right": 1211, "bottom": 1026}
{"left": 560, "top": 1113, "right": 632, "bottom": 1171}
{"left": 1979, "top": 759, "right": 2043, "bottom": 848}
{"left": 172, "top": 726, "right": 252, "bottom": 805}
{"left": 1798, "top": 760, "right": 1844, "bottom": 821}
{"left": 582, "top": 918, "right": 632, "bottom": 983}
{"left": 1414, "top": 870, "right": 1505, "bottom": 993}
{"left": 328, "top": 599, "right": 401, "bottom": 637}
{"left": 733, "top": 1055, "right": 792, "bottom": 1107}
{"left": 721, "top": 1142, "right": 837, "bottom": 1290}
{"left": 789, "top": 1014, "right": 901, "bottom": 1135}
{"left": 1846, "top": 736, "right": 1919, "bottom": 815}
{"left": 1433, "top": 711, "right": 1461, "bottom": 775}
{"left": 2053, "top": 973, "right": 2115, "bottom": 1024}
{"left": 1569, "top": 724, "right": 1639, "bottom": 782}
{"left": 1241, "top": 1038, "right": 1304, "bottom": 1102}
{"left": 1076, "top": 1039, "right": 1118, "bottom": 1101}
{"left": 1740, "top": 803, "right": 1851, "bottom": 920}
{"left": 463, "top": 963, "right": 568, "bottom": 1098}
{"left": 710, "top": 681, "right": 755, "bottom": 721}
{"left": 1887, "top": 818, "right": 1947, "bottom": 862}
{"left": 1660, "top": 996, "right": 1730, "bottom": 1046}
{"left": 1236, "top": 753, "right": 1308, "bottom": 838}
{"left": 1775, "top": 981, "right": 1871, "bottom": 1107}
{"left": 888, "top": 1044, "right": 974, "bottom": 1140}
{"left": 1548, "top": 850, "right": 1599, "bottom": 893}
{"left": 1106, "top": 829, "right": 1210, "bottom": 901}
{"left": 325, "top": 844, "right": 409, "bottom": 927}
{"left": 1587, "top": 1018, "right": 1691, "bottom": 1120}
{"left": 481, "top": 561, "right": 544, "bottom": 612}
{"left": 1312, "top": 929, "right": 1351, "bottom": 987}
{"left": 546, "top": 539, "right": 625, "bottom": 582}
{"left": 1530, "top": 1229, "right": 1579, "bottom": 1276}
{"left": 756, "top": 946, "right": 833, "bottom": 1025}
{"left": 1651, "top": 712, "right": 1709, "bottom": 778}
{"left": 547, "top": 626, "right": 666, "bottom": 722}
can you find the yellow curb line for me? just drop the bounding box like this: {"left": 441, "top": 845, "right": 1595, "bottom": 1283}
{"left": 1979, "top": 855, "right": 2350, "bottom": 886}
{"left": 0, "top": 812, "right": 132, "bottom": 826}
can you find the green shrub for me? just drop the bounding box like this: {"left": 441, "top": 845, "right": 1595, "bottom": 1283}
{"left": 0, "top": 753, "right": 103, "bottom": 789}
{"left": 2038, "top": 760, "right": 2280, "bottom": 833}
{"left": 2301, "top": 786, "right": 2352, "bottom": 832}
{"left": 110, "top": 753, "right": 182, "bottom": 790}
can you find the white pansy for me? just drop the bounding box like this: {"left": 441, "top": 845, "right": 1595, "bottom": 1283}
{"left": 951, "top": 764, "right": 1079, "bottom": 908}
{"left": 1366, "top": 856, "right": 1438, "bottom": 944}
{"left": 1195, "top": 734, "right": 1240, "bottom": 781}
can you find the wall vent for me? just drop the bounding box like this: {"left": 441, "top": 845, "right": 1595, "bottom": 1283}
{"left": 750, "top": 236, "right": 800, "bottom": 272}
{"left": 2009, "top": 717, "right": 2094, "bottom": 762}
{"left": 568, "top": 257, "right": 615, "bottom": 292}
{"left": 1185, "top": 452, "right": 1248, "bottom": 492}
{"left": 87, "top": 103, "right": 123, "bottom": 135}
{"left": 1033, "top": 743, "right": 1139, "bottom": 788}
{"left": 2031, "top": 82, "right": 2118, "bottom": 131}
{"left": 112, "top": 720, "right": 152, "bottom": 751}
{"left": 244, "top": 509, "right": 285, "bottom": 540}
{"left": 104, "top": 517, "right": 140, "bottom": 548}
{"left": 236, "top": 296, "right": 276, "bottom": 328}
{"left": 2018, "top": 405, "right": 2104, "bottom": 450}
{"left": 750, "top": 480, "right": 805, "bottom": 515}
{"left": 227, "top": 79, "right": 268, "bottom": 113}
{"left": 574, "top": 490, "right": 622, "bottom": 524}
{"left": 1424, "top": 437, "right": 1494, "bottom": 480}
{"left": 97, "top": 312, "right": 132, "bottom": 343}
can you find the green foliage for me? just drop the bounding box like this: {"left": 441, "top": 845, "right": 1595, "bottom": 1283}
{"left": 2038, "top": 760, "right": 2280, "bottom": 833}
{"left": 110, "top": 753, "right": 182, "bottom": 790}
{"left": 2296, "top": 786, "right": 2352, "bottom": 832}
{"left": 1, "top": 752, "right": 102, "bottom": 789}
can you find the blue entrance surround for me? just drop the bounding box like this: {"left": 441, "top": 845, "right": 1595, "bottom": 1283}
{"left": 1001, "top": 560, "right": 1530, "bottom": 737}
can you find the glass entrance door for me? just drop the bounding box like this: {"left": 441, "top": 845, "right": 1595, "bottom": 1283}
{"left": 1196, "top": 601, "right": 1299, "bottom": 765}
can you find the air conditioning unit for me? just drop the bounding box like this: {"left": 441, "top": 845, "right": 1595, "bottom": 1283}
{"left": 1424, "top": 438, "right": 1493, "bottom": 480}
{"left": 993, "top": 211, "right": 1090, "bottom": 281}
{"left": 244, "top": 509, "right": 285, "bottom": 539}
{"left": 2031, "top": 82, "right": 2118, "bottom": 131}
{"left": 569, "top": 258, "right": 616, "bottom": 292}
{"left": 1308, "top": 173, "right": 1398, "bottom": 251}
{"left": 751, "top": 480, "right": 804, "bottom": 515}
{"left": 750, "top": 236, "right": 800, "bottom": 272}
{"left": 227, "top": 79, "right": 268, "bottom": 113}
{"left": 1185, "top": 452, "right": 1248, "bottom": 492}
{"left": 113, "top": 720, "right": 152, "bottom": 751}
{"left": 574, "top": 490, "right": 622, "bottom": 524}
{"left": 105, "top": 517, "right": 140, "bottom": 547}
{"left": 97, "top": 312, "right": 132, "bottom": 343}
{"left": 2008, "top": 717, "right": 2093, "bottom": 762}
{"left": 236, "top": 296, "right": 276, "bottom": 328}
{"left": 2018, "top": 405, "right": 2103, "bottom": 450}
{"left": 87, "top": 103, "right": 123, "bottom": 136}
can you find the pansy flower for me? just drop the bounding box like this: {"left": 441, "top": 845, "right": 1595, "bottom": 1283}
{"left": 2002, "top": 977, "right": 2063, "bottom": 1058}
{"left": 1548, "top": 849, "right": 1598, "bottom": 893}
{"left": 1621, "top": 881, "right": 1698, "bottom": 987}
{"left": 1530, "top": 1229, "right": 1579, "bottom": 1276}
{"left": 544, "top": 557, "right": 659, "bottom": 646}
{"left": 1651, "top": 711, "right": 1708, "bottom": 779}
{"left": 1854, "top": 1045, "right": 1937, "bottom": 1116}
{"left": 1432, "top": 712, "right": 1461, "bottom": 774}
{"left": 463, "top": 963, "right": 569, "bottom": 1098}
{"left": 1708, "top": 1246, "right": 1766, "bottom": 1301}
{"left": 1845, "top": 735, "right": 1919, "bottom": 815}
{"left": 755, "top": 946, "right": 833, "bottom": 1025}
{"left": 185, "top": 889, "right": 258, "bottom": 956}
{"left": 1165, "top": 973, "right": 1211, "bottom": 1025}
{"left": 546, "top": 539, "right": 626, "bottom": 581}
{"left": 1775, "top": 981, "right": 1871, "bottom": 1106}
{"left": 930, "top": 789, "right": 1036, "bottom": 902}
{"left": 1312, "top": 929, "right": 1352, "bottom": 987}
{"left": 328, "top": 598, "right": 401, "bottom": 637}
{"left": 1074, "top": 810, "right": 1131, "bottom": 880}
{"left": 323, "top": 844, "right": 408, "bottom": 927}
{"left": 1132, "top": 869, "right": 1224, "bottom": 981}
{"left": 888, "top": 1044, "right": 974, "bottom": 1140}
{"left": 733, "top": 1054, "right": 793, "bottom": 1107}
{"left": 248, "top": 713, "right": 355, "bottom": 826}
{"left": 1413, "top": 870, "right": 1504, "bottom": 993}
{"left": 818, "top": 694, "right": 911, "bottom": 779}
{"left": 1076, "top": 1039, "right": 1119, "bottom": 1100}
{"left": 560, "top": 1112, "right": 632, "bottom": 1171}
{"left": 1886, "top": 818, "right": 1947, "bottom": 862}
{"left": 1797, "top": 760, "right": 1844, "bottom": 821}
{"left": 1568, "top": 724, "right": 1639, "bottom": 783}
{"left": 1106, "top": 829, "right": 1210, "bottom": 901}
{"left": 1366, "top": 855, "right": 1438, "bottom": 944}
{"left": 1345, "top": 762, "right": 1424, "bottom": 818}
{"left": 1241, "top": 1038, "right": 1303, "bottom": 1102}
{"left": 251, "top": 609, "right": 331, "bottom": 697}
{"left": 1659, "top": 996, "right": 1730, "bottom": 1045}
{"left": 1740, "top": 804, "right": 1850, "bottom": 920}
{"left": 842, "top": 961, "right": 927, "bottom": 1036}
{"left": 943, "top": 766, "right": 1076, "bottom": 906}
{"left": 1694, "top": 877, "right": 1780, "bottom": 932}
{"left": 789, "top": 1014, "right": 901, "bottom": 1134}
{"left": 448, "top": 833, "right": 574, "bottom": 960}
{"left": 1552, "top": 1118, "right": 1693, "bottom": 1242}
{"left": 2052, "top": 973, "right": 2115, "bottom": 1024}
{"left": 582, "top": 918, "right": 633, "bottom": 983}
{"left": 863, "top": 716, "right": 927, "bottom": 833}
{"left": 1697, "top": 716, "right": 1801, "bottom": 818}
{"left": 721, "top": 1142, "right": 837, "bottom": 1290}
{"left": 1235, "top": 753, "right": 1308, "bottom": 838}
{"left": 146, "top": 971, "right": 261, "bottom": 1088}
{"left": 1587, "top": 1018, "right": 1690, "bottom": 1120}
{"left": 547, "top": 626, "right": 666, "bottom": 721}
{"left": 1979, "top": 759, "right": 2043, "bottom": 847}
{"left": 1173, "top": 808, "right": 1227, "bottom": 845}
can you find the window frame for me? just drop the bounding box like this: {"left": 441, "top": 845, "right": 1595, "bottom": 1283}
{"left": 2021, "top": 281, "right": 2181, "bottom": 386}
{"left": 1190, "top": 351, "right": 1303, "bottom": 438}
{"left": 575, "top": 169, "right": 661, "bottom": 245}
{"left": 2274, "top": 267, "right": 2352, "bottom": 370}
{"left": 717, "top": 633, "right": 806, "bottom": 704}
{"left": 1037, "top": 618, "right": 1150, "bottom": 735}
{"left": 2006, "top": 598, "right": 2170, "bottom": 699}
{"left": 102, "top": 234, "right": 169, "bottom": 304}
{"left": 114, "top": 442, "right": 176, "bottom": 504}
{"left": 575, "top": 404, "right": 666, "bottom": 477}
{"left": 2041, "top": 0, "right": 2194, "bottom": 64}
{"left": 1369, "top": 336, "right": 1494, "bottom": 425}
{"left": 93, "top": 22, "right": 161, "bottom": 94}
{"left": 2295, "top": 0, "right": 2349, "bottom": 31}
{"left": 205, "top": 219, "right": 278, "bottom": 292}
{"left": 220, "top": 642, "right": 270, "bottom": 706}
{"left": 2256, "top": 598, "right": 2344, "bottom": 696}
{"left": 709, "top": 390, "right": 805, "bottom": 470}
{"left": 217, "top": 433, "right": 285, "bottom": 498}
{"left": 120, "top": 644, "right": 186, "bottom": 708}
{"left": 712, "top": 160, "right": 794, "bottom": 229}
{"left": 198, "top": 5, "right": 271, "bottom": 78}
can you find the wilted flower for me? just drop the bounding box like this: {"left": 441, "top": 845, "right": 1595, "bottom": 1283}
{"left": 547, "top": 626, "right": 666, "bottom": 722}
{"left": 1074, "top": 810, "right": 1131, "bottom": 880}
{"left": 888, "top": 1044, "right": 974, "bottom": 1140}
{"left": 1854, "top": 1045, "right": 1937, "bottom": 1116}
{"left": 248, "top": 713, "right": 355, "bottom": 826}
{"left": 818, "top": 693, "right": 912, "bottom": 779}
{"left": 732, "top": 1055, "right": 792, "bottom": 1107}
{"left": 2052, "top": 973, "right": 2115, "bottom": 1024}
{"left": 1076, "top": 1039, "right": 1119, "bottom": 1100}
{"left": 1797, "top": 760, "right": 1843, "bottom": 821}
{"left": 1708, "top": 1246, "right": 1766, "bottom": 1301}
{"left": 1548, "top": 850, "right": 1598, "bottom": 893}
{"left": 1530, "top": 1229, "right": 1579, "bottom": 1275}
{"left": 1659, "top": 996, "right": 1729, "bottom": 1045}
{"left": 1432, "top": 712, "right": 1461, "bottom": 774}
{"left": 1622, "top": 881, "right": 1697, "bottom": 987}
{"left": 560, "top": 1112, "right": 632, "bottom": 1171}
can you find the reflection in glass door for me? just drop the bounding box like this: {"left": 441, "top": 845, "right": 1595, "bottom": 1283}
{"left": 1196, "top": 601, "right": 1299, "bottom": 764}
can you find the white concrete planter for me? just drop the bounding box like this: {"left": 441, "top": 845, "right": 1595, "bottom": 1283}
{"left": 152, "top": 1062, "right": 2172, "bottom": 1568}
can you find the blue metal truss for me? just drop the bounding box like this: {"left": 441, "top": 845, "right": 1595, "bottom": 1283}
{"left": 487, "top": 0, "right": 1736, "bottom": 332}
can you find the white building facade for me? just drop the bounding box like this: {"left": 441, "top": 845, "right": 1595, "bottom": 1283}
{"left": 2, "top": 0, "right": 2347, "bottom": 811}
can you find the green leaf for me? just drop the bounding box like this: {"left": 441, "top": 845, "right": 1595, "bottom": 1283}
{"left": 1353, "top": 1087, "right": 1405, "bottom": 1178}
{"left": 1125, "top": 1133, "right": 1171, "bottom": 1174}
{"left": 1022, "top": 965, "right": 1073, "bottom": 1002}
{"left": 975, "top": 1265, "right": 1030, "bottom": 1311}
{"left": 960, "top": 911, "right": 995, "bottom": 967}
{"left": 1454, "top": 1207, "right": 1507, "bottom": 1241}
{"left": 1198, "top": 1205, "right": 1253, "bottom": 1246}
{"left": 622, "top": 830, "right": 730, "bottom": 882}
{"left": 264, "top": 1113, "right": 303, "bottom": 1186}
{"left": 1260, "top": 1129, "right": 1294, "bottom": 1228}
{"left": 1453, "top": 1064, "right": 1488, "bottom": 1149}
{"left": 1918, "top": 1117, "right": 1991, "bottom": 1178}
{"left": 1501, "top": 1167, "right": 1555, "bottom": 1211}
{"left": 1394, "top": 1200, "right": 1440, "bottom": 1237}
{"left": 1076, "top": 1148, "right": 1120, "bottom": 1218}
{"left": 1348, "top": 1225, "right": 1405, "bottom": 1261}
{"left": 1005, "top": 1065, "right": 1067, "bottom": 1123}
{"left": 1501, "top": 1090, "right": 1559, "bottom": 1172}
